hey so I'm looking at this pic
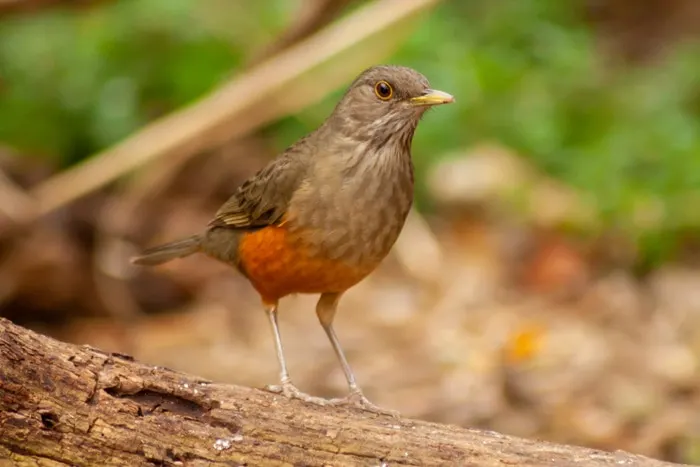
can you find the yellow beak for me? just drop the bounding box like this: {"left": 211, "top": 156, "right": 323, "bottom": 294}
{"left": 410, "top": 89, "right": 454, "bottom": 106}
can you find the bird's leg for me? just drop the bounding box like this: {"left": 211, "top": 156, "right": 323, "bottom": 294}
{"left": 316, "top": 293, "right": 400, "bottom": 417}
{"left": 263, "top": 301, "right": 292, "bottom": 387}
{"left": 262, "top": 301, "right": 329, "bottom": 405}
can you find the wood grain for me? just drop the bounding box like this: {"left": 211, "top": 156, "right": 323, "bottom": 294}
{"left": 0, "top": 318, "right": 686, "bottom": 466}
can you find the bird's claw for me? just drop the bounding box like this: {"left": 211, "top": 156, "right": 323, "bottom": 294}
{"left": 265, "top": 382, "right": 399, "bottom": 417}
{"left": 264, "top": 381, "right": 333, "bottom": 406}
{"left": 329, "top": 389, "right": 400, "bottom": 417}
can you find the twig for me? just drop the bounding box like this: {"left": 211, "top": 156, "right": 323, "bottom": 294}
{"left": 0, "top": 168, "right": 37, "bottom": 224}
{"left": 250, "top": 0, "right": 359, "bottom": 65}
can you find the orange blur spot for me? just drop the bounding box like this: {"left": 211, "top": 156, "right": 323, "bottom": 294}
{"left": 504, "top": 325, "right": 546, "bottom": 365}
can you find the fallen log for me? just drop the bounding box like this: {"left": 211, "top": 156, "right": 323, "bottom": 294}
{"left": 0, "top": 318, "right": 684, "bottom": 466}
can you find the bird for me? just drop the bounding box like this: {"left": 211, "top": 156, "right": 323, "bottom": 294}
{"left": 131, "top": 65, "right": 454, "bottom": 415}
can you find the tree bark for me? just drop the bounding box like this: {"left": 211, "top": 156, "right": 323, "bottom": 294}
{"left": 0, "top": 318, "right": 685, "bottom": 466}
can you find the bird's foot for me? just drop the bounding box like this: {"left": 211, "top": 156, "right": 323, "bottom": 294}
{"left": 265, "top": 381, "right": 399, "bottom": 417}
{"left": 329, "top": 389, "right": 400, "bottom": 417}
{"left": 264, "top": 380, "right": 332, "bottom": 406}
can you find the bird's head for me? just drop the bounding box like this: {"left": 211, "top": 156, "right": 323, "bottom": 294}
{"left": 326, "top": 65, "right": 454, "bottom": 145}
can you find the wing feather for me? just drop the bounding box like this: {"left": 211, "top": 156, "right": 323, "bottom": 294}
{"left": 208, "top": 149, "right": 308, "bottom": 230}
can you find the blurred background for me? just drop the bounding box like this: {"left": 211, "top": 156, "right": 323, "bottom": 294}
{"left": 2, "top": 0, "right": 700, "bottom": 463}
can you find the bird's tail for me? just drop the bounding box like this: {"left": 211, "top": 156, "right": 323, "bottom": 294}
{"left": 130, "top": 234, "right": 203, "bottom": 266}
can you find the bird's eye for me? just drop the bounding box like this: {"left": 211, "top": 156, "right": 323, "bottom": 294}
{"left": 374, "top": 80, "right": 393, "bottom": 100}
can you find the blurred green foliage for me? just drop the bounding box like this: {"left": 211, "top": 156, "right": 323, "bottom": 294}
{"left": 0, "top": 0, "right": 292, "bottom": 165}
{"left": 1, "top": 0, "right": 700, "bottom": 265}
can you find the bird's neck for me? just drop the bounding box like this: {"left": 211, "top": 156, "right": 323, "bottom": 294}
{"left": 318, "top": 112, "right": 419, "bottom": 172}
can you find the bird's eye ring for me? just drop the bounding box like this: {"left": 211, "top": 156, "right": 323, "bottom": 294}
{"left": 374, "top": 81, "right": 393, "bottom": 100}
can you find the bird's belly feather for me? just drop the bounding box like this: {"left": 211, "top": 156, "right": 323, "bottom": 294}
{"left": 237, "top": 225, "right": 375, "bottom": 304}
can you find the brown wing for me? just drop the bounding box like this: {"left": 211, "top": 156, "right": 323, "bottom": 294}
{"left": 208, "top": 150, "right": 308, "bottom": 230}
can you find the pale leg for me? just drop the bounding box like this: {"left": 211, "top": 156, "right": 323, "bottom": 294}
{"left": 263, "top": 301, "right": 330, "bottom": 405}
{"left": 316, "top": 292, "right": 399, "bottom": 416}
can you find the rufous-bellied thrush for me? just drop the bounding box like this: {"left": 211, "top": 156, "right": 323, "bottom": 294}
{"left": 131, "top": 65, "right": 454, "bottom": 414}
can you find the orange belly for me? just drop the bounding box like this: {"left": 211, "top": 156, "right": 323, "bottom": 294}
{"left": 238, "top": 225, "right": 371, "bottom": 304}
